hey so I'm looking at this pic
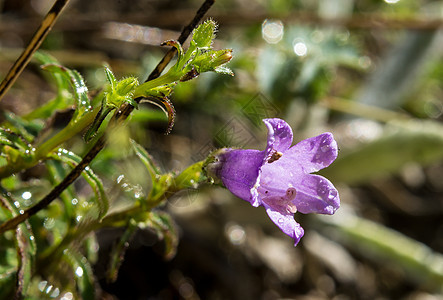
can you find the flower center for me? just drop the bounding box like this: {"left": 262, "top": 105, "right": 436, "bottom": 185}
{"left": 261, "top": 187, "right": 297, "bottom": 214}
{"left": 267, "top": 150, "right": 283, "bottom": 163}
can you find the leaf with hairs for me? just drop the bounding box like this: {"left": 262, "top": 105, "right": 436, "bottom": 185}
{"left": 106, "top": 219, "right": 138, "bottom": 283}
{"left": 62, "top": 249, "right": 95, "bottom": 300}
{"left": 50, "top": 149, "right": 108, "bottom": 219}
{"left": 143, "top": 211, "right": 178, "bottom": 260}
{"left": 41, "top": 64, "right": 91, "bottom": 121}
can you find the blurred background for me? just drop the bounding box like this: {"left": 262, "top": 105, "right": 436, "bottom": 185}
{"left": 1, "top": 0, "right": 443, "bottom": 299}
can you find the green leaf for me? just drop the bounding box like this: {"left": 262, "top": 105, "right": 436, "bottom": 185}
{"left": 103, "top": 65, "right": 117, "bottom": 88}
{"left": 192, "top": 49, "right": 233, "bottom": 75}
{"left": 191, "top": 19, "right": 217, "bottom": 49}
{"left": 172, "top": 161, "right": 205, "bottom": 191}
{"left": 41, "top": 64, "right": 91, "bottom": 121}
{"left": 130, "top": 139, "right": 162, "bottom": 179}
{"left": 15, "top": 222, "right": 36, "bottom": 298}
{"left": 142, "top": 211, "right": 178, "bottom": 260}
{"left": 50, "top": 149, "right": 109, "bottom": 219}
{"left": 322, "top": 119, "right": 443, "bottom": 185}
{"left": 0, "top": 190, "right": 36, "bottom": 298}
{"left": 319, "top": 210, "right": 443, "bottom": 291}
{"left": 131, "top": 140, "right": 175, "bottom": 204}
{"left": 106, "top": 219, "right": 137, "bottom": 283}
{"left": 62, "top": 249, "right": 95, "bottom": 300}
{"left": 133, "top": 84, "right": 173, "bottom": 100}
{"left": 0, "top": 128, "right": 30, "bottom": 151}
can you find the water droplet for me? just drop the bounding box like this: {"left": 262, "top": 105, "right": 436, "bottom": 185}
{"left": 38, "top": 280, "right": 48, "bottom": 292}
{"left": 45, "top": 284, "right": 53, "bottom": 294}
{"left": 71, "top": 198, "right": 78, "bottom": 205}
{"left": 22, "top": 191, "right": 32, "bottom": 200}
{"left": 75, "top": 266, "right": 84, "bottom": 277}
{"left": 43, "top": 218, "right": 55, "bottom": 229}
{"left": 19, "top": 210, "right": 24, "bottom": 214}
{"left": 320, "top": 145, "right": 330, "bottom": 153}
{"left": 117, "top": 174, "right": 125, "bottom": 183}
{"left": 50, "top": 288, "right": 60, "bottom": 298}
{"left": 60, "top": 292, "right": 74, "bottom": 300}
{"left": 14, "top": 201, "right": 20, "bottom": 208}
{"left": 278, "top": 218, "right": 284, "bottom": 224}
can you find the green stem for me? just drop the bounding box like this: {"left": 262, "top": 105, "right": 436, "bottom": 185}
{"left": 0, "top": 108, "right": 98, "bottom": 179}
{"left": 35, "top": 109, "right": 98, "bottom": 159}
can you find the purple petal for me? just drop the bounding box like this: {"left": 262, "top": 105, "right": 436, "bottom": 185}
{"left": 265, "top": 206, "right": 304, "bottom": 246}
{"left": 285, "top": 132, "right": 338, "bottom": 174}
{"left": 293, "top": 174, "right": 340, "bottom": 214}
{"left": 263, "top": 118, "right": 293, "bottom": 153}
{"left": 217, "top": 149, "right": 265, "bottom": 205}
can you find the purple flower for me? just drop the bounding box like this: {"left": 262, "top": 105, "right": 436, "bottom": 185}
{"left": 207, "top": 118, "right": 339, "bottom": 246}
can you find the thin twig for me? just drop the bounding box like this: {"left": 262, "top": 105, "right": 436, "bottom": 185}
{"left": 0, "top": 0, "right": 70, "bottom": 102}
{"left": 0, "top": 0, "right": 216, "bottom": 234}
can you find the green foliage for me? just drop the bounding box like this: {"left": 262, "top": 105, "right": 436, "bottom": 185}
{"left": 0, "top": 19, "right": 230, "bottom": 298}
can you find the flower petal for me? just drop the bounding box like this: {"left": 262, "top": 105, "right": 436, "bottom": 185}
{"left": 263, "top": 118, "right": 293, "bottom": 153}
{"left": 265, "top": 206, "right": 304, "bottom": 246}
{"left": 293, "top": 174, "right": 340, "bottom": 214}
{"left": 286, "top": 132, "right": 338, "bottom": 174}
{"left": 216, "top": 149, "right": 265, "bottom": 205}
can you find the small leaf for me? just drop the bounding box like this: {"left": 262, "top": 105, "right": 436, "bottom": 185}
{"left": 130, "top": 139, "right": 162, "bottom": 179}
{"left": 214, "top": 66, "right": 234, "bottom": 76}
{"left": 143, "top": 211, "right": 178, "bottom": 260}
{"left": 172, "top": 161, "right": 205, "bottom": 191}
{"left": 103, "top": 65, "right": 117, "bottom": 88}
{"left": 0, "top": 128, "right": 29, "bottom": 151}
{"left": 62, "top": 249, "right": 95, "bottom": 300}
{"left": 0, "top": 191, "right": 36, "bottom": 298}
{"left": 15, "top": 222, "right": 36, "bottom": 299}
{"left": 41, "top": 64, "right": 91, "bottom": 120}
{"left": 50, "top": 149, "right": 109, "bottom": 219}
{"left": 106, "top": 219, "right": 137, "bottom": 283}
{"left": 192, "top": 19, "right": 217, "bottom": 49}
{"left": 134, "top": 83, "right": 173, "bottom": 100}
{"left": 192, "top": 49, "right": 233, "bottom": 74}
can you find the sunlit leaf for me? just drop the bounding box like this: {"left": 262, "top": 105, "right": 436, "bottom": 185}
{"left": 41, "top": 64, "right": 91, "bottom": 120}
{"left": 50, "top": 149, "right": 108, "bottom": 219}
